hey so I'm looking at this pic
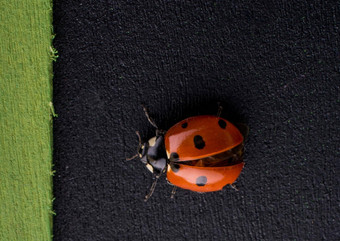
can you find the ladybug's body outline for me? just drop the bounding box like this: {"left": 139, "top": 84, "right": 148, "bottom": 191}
{"left": 131, "top": 105, "right": 245, "bottom": 201}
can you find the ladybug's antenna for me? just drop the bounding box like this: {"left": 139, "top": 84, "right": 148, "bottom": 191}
{"left": 142, "top": 105, "right": 159, "bottom": 129}
{"left": 126, "top": 131, "right": 142, "bottom": 161}
{"left": 144, "top": 174, "right": 162, "bottom": 201}
{"left": 126, "top": 153, "right": 138, "bottom": 161}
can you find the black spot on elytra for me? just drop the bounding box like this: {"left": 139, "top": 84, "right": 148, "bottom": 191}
{"left": 193, "top": 135, "right": 205, "bottom": 149}
{"left": 170, "top": 163, "right": 180, "bottom": 173}
{"left": 196, "top": 176, "right": 207, "bottom": 186}
{"left": 170, "top": 152, "right": 179, "bottom": 161}
{"left": 181, "top": 122, "right": 188, "bottom": 128}
{"left": 218, "top": 119, "right": 227, "bottom": 129}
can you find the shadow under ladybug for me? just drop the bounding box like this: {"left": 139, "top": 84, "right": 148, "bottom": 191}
{"left": 127, "top": 104, "right": 246, "bottom": 201}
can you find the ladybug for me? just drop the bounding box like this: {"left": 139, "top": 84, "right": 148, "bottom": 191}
{"left": 128, "top": 105, "right": 245, "bottom": 201}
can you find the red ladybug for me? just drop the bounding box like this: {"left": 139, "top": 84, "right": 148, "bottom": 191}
{"left": 128, "top": 105, "right": 245, "bottom": 201}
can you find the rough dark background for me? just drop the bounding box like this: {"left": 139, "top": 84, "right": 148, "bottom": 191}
{"left": 53, "top": 1, "right": 339, "bottom": 240}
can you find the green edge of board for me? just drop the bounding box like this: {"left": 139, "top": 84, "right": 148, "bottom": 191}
{"left": 0, "top": 1, "right": 56, "bottom": 240}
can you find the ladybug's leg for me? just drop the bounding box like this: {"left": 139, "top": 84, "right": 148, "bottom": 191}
{"left": 156, "top": 129, "right": 166, "bottom": 137}
{"left": 142, "top": 105, "right": 159, "bottom": 129}
{"left": 142, "top": 105, "right": 166, "bottom": 136}
{"left": 170, "top": 186, "right": 177, "bottom": 199}
{"left": 217, "top": 102, "right": 223, "bottom": 117}
{"left": 230, "top": 183, "right": 239, "bottom": 191}
{"left": 236, "top": 123, "right": 249, "bottom": 140}
{"left": 144, "top": 173, "right": 162, "bottom": 201}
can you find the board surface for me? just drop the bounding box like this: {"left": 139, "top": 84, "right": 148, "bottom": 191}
{"left": 53, "top": 1, "right": 339, "bottom": 240}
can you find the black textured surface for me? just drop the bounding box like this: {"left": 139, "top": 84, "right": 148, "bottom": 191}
{"left": 53, "top": 1, "right": 340, "bottom": 240}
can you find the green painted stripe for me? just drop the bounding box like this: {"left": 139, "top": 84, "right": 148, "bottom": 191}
{"left": 0, "top": 1, "right": 54, "bottom": 240}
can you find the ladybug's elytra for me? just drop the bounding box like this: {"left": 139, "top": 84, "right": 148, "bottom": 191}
{"left": 129, "top": 105, "right": 245, "bottom": 201}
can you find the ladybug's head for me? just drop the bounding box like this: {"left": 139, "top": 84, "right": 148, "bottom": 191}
{"left": 127, "top": 132, "right": 168, "bottom": 201}
{"left": 140, "top": 135, "right": 167, "bottom": 176}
